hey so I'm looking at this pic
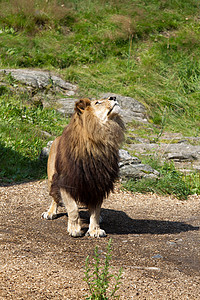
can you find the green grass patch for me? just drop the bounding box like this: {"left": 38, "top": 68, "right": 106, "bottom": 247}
{"left": 0, "top": 88, "right": 68, "bottom": 182}
{"left": 183, "top": 172, "right": 200, "bottom": 195}
{"left": 123, "top": 157, "right": 199, "bottom": 199}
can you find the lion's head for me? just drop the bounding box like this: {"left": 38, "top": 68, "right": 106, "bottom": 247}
{"left": 75, "top": 97, "right": 121, "bottom": 123}
{"left": 51, "top": 97, "right": 125, "bottom": 208}
{"left": 72, "top": 97, "right": 124, "bottom": 149}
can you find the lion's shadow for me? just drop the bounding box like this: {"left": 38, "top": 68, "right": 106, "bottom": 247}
{"left": 99, "top": 209, "right": 199, "bottom": 235}
{"left": 56, "top": 208, "right": 199, "bottom": 235}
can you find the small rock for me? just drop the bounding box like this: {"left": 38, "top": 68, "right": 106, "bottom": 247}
{"left": 40, "top": 131, "right": 52, "bottom": 138}
{"left": 40, "top": 141, "right": 53, "bottom": 159}
{"left": 119, "top": 149, "right": 141, "bottom": 165}
{"left": 152, "top": 254, "right": 163, "bottom": 259}
{"left": 167, "top": 241, "right": 176, "bottom": 245}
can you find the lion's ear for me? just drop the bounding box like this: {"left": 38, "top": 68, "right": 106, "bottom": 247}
{"left": 75, "top": 98, "right": 91, "bottom": 115}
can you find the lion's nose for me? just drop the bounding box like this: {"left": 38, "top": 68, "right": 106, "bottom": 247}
{"left": 108, "top": 96, "right": 116, "bottom": 101}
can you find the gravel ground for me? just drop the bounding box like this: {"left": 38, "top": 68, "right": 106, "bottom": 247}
{"left": 0, "top": 181, "right": 199, "bottom": 299}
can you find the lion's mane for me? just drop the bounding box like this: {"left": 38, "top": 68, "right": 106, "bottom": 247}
{"left": 50, "top": 101, "right": 124, "bottom": 208}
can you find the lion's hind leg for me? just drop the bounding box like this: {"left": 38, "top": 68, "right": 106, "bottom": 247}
{"left": 86, "top": 204, "right": 107, "bottom": 238}
{"left": 42, "top": 174, "right": 61, "bottom": 220}
{"left": 41, "top": 198, "right": 58, "bottom": 220}
{"left": 42, "top": 137, "right": 61, "bottom": 220}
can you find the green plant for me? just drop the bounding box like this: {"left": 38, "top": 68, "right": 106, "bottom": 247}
{"left": 151, "top": 106, "right": 167, "bottom": 143}
{"left": 84, "top": 239, "right": 122, "bottom": 300}
{"left": 183, "top": 172, "right": 200, "bottom": 195}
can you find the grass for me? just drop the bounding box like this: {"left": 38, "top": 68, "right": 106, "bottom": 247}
{"left": 122, "top": 158, "right": 200, "bottom": 200}
{"left": 0, "top": 84, "right": 68, "bottom": 182}
{"left": 0, "top": 1, "right": 199, "bottom": 133}
{"left": 0, "top": 0, "right": 199, "bottom": 196}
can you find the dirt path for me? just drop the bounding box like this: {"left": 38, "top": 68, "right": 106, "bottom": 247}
{"left": 0, "top": 181, "right": 199, "bottom": 299}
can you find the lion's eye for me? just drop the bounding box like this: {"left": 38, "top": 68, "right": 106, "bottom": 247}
{"left": 95, "top": 101, "right": 100, "bottom": 105}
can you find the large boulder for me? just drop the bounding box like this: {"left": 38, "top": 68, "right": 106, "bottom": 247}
{"left": 0, "top": 69, "right": 77, "bottom": 96}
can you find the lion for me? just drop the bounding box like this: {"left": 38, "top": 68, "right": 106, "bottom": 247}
{"left": 42, "top": 97, "right": 125, "bottom": 237}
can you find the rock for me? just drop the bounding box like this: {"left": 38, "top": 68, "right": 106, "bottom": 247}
{"left": 167, "top": 153, "right": 198, "bottom": 161}
{"left": 167, "top": 241, "right": 176, "bottom": 246}
{"left": 0, "top": 71, "right": 147, "bottom": 123}
{"left": 0, "top": 69, "right": 77, "bottom": 95}
{"left": 152, "top": 254, "right": 163, "bottom": 259}
{"left": 40, "top": 131, "right": 52, "bottom": 138}
{"left": 56, "top": 97, "right": 78, "bottom": 116}
{"left": 120, "top": 163, "right": 160, "bottom": 180}
{"left": 101, "top": 93, "right": 148, "bottom": 124}
{"left": 39, "top": 141, "right": 53, "bottom": 159}
{"left": 127, "top": 141, "right": 200, "bottom": 173}
{"left": 119, "top": 149, "right": 141, "bottom": 165}
{"left": 128, "top": 143, "right": 200, "bottom": 162}
{"left": 119, "top": 149, "right": 159, "bottom": 180}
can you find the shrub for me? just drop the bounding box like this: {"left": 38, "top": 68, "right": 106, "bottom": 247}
{"left": 84, "top": 239, "right": 122, "bottom": 300}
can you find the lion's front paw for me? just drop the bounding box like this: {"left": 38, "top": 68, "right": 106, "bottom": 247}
{"left": 68, "top": 222, "right": 82, "bottom": 237}
{"left": 85, "top": 228, "right": 107, "bottom": 238}
{"left": 41, "top": 212, "right": 57, "bottom": 220}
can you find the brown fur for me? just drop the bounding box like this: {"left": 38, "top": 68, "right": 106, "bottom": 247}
{"left": 50, "top": 98, "right": 124, "bottom": 209}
